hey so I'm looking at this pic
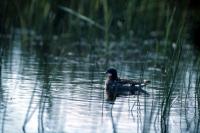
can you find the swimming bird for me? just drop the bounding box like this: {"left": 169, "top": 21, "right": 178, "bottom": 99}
{"left": 105, "top": 68, "right": 150, "bottom": 101}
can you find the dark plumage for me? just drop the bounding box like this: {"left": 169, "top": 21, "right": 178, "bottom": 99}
{"left": 105, "top": 68, "right": 150, "bottom": 101}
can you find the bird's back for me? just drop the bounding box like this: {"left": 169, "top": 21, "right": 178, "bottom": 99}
{"left": 105, "top": 79, "right": 149, "bottom": 101}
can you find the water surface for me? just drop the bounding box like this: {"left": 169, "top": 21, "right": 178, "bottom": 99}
{"left": 0, "top": 34, "right": 199, "bottom": 133}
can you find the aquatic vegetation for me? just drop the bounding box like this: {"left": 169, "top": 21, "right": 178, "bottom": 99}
{"left": 0, "top": 0, "right": 199, "bottom": 133}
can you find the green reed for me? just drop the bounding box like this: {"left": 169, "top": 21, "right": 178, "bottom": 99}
{"left": 102, "top": 0, "right": 111, "bottom": 50}
{"left": 159, "top": 7, "right": 187, "bottom": 132}
{"left": 1, "top": 1, "right": 199, "bottom": 132}
{"left": 0, "top": 1, "right": 185, "bottom": 40}
{"left": 194, "top": 59, "right": 200, "bottom": 133}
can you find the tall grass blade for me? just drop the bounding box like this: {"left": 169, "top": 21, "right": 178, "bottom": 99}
{"left": 59, "top": 6, "right": 105, "bottom": 31}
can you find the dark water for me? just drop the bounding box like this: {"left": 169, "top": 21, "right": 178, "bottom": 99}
{"left": 0, "top": 33, "right": 199, "bottom": 133}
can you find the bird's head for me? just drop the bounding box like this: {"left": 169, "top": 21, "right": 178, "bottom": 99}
{"left": 106, "top": 68, "right": 118, "bottom": 80}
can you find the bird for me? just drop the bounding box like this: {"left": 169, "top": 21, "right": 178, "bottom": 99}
{"left": 105, "top": 68, "right": 150, "bottom": 101}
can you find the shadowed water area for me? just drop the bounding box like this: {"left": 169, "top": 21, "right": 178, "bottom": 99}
{"left": 0, "top": 30, "right": 199, "bottom": 133}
